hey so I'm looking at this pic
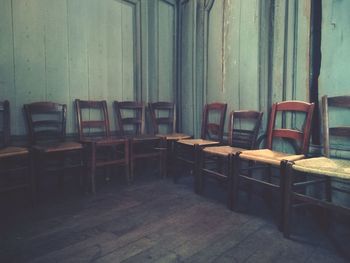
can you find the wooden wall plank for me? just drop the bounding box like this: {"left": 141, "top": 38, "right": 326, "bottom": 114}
{"left": 157, "top": 1, "right": 175, "bottom": 102}
{"left": 0, "top": 0, "right": 16, "bottom": 132}
{"left": 106, "top": 0, "right": 123, "bottom": 130}
{"left": 44, "top": 0, "right": 71, "bottom": 132}
{"left": 12, "top": 0, "right": 47, "bottom": 134}
{"left": 180, "top": 0, "right": 194, "bottom": 135}
{"left": 238, "top": 0, "right": 259, "bottom": 110}
{"left": 206, "top": 0, "right": 223, "bottom": 104}
{"left": 67, "top": 0, "right": 89, "bottom": 133}
{"left": 121, "top": 2, "right": 135, "bottom": 101}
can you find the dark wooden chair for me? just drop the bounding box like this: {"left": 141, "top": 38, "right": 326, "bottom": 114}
{"left": 0, "top": 100, "right": 33, "bottom": 203}
{"left": 232, "top": 101, "right": 314, "bottom": 228}
{"left": 148, "top": 101, "right": 191, "bottom": 140}
{"left": 114, "top": 101, "right": 166, "bottom": 181}
{"left": 149, "top": 101, "right": 191, "bottom": 177}
{"left": 24, "top": 102, "right": 83, "bottom": 195}
{"left": 283, "top": 95, "right": 350, "bottom": 237}
{"left": 197, "top": 110, "right": 263, "bottom": 208}
{"left": 75, "top": 99, "right": 129, "bottom": 194}
{"left": 174, "top": 102, "right": 227, "bottom": 184}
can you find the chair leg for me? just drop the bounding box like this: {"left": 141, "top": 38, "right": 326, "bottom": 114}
{"left": 279, "top": 160, "right": 288, "bottom": 232}
{"left": 197, "top": 147, "right": 204, "bottom": 195}
{"left": 194, "top": 144, "right": 201, "bottom": 194}
{"left": 29, "top": 152, "right": 36, "bottom": 205}
{"left": 90, "top": 143, "right": 96, "bottom": 194}
{"left": 247, "top": 160, "right": 254, "bottom": 202}
{"left": 227, "top": 154, "right": 234, "bottom": 209}
{"left": 231, "top": 152, "right": 241, "bottom": 210}
{"left": 124, "top": 141, "right": 130, "bottom": 184}
{"left": 282, "top": 161, "right": 293, "bottom": 238}
{"left": 321, "top": 177, "right": 332, "bottom": 231}
{"left": 160, "top": 148, "right": 167, "bottom": 179}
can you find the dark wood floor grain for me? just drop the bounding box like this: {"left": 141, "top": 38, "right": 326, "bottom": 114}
{"left": 0, "top": 174, "right": 349, "bottom": 263}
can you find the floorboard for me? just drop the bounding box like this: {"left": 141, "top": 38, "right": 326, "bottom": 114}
{"left": 0, "top": 174, "right": 349, "bottom": 263}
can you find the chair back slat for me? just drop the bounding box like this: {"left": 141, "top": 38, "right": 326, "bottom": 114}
{"left": 201, "top": 102, "right": 227, "bottom": 141}
{"left": 148, "top": 102, "right": 176, "bottom": 134}
{"left": 0, "top": 100, "right": 10, "bottom": 148}
{"left": 75, "top": 99, "right": 111, "bottom": 140}
{"left": 24, "top": 101, "right": 67, "bottom": 145}
{"left": 229, "top": 110, "right": 263, "bottom": 149}
{"left": 266, "top": 100, "right": 314, "bottom": 155}
{"left": 114, "top": 101, "right": 145, "bottom": 136}
{"left": 322, "top": 95, "right": 350, "bottom": 157}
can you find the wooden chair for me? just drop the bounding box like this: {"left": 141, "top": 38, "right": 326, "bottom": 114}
{"left": 75, "top": 99, "right": 129, "bottom": 194}
{"left": 0, "top": 100, "right": 33, "bottom": 203}
{"left": 24, "top": 102, "right": 83, "bottom": 195}
{"left": 283, "top": 95, "right": 350, "bottom": 237}
{"left": 149, "top": 101, "right": 191, "bottom": 176}
{"left": 148, "top": 101, "right": 191, "bottom": 140}
{"left": 197, "top": 110, "right": 263, "bottom": 208}
{"left": 114, "top": 101, "right": 166, "bottom": 181}
{"left": 232, "top": 101, "right": 314, "bottom": 228}
{"left": 174, "top": 102, "right": 227, "bottom": 184}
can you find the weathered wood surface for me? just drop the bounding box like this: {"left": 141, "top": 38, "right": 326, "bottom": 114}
{"left": 0, "top": 175, "right": 348, "bottom": 262}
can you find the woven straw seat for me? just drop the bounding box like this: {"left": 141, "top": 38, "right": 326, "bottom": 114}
{"left": 203, "top": 145, "right": 246, "bottom": 157}
{"left": 292, "top": 157, "right": 350, "bottom": 180}
{"left": 239, "top": 149, "right": 304, "bottom": 166}
{"left": 33, "top": 141, "right": 82, "bottom": 153}
{"left": 178, "top": 138, "right": 219, "bottom": 146}
{"left": 0, "top": 146, "right": 29, "bottom": 158}
{"left": 156, "top": 133, "right": 191, "bottom": 141}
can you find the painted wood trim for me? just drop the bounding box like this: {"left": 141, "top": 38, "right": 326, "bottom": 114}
{"left": 156, "top": 0, "right": 177, "bottom": 102}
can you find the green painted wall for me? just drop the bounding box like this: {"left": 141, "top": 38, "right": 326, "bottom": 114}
{"left": 0, "top": 0, "right": 176, "bottom": 136}
{"left": 179, "top": 0, "right": 311, "bottom": 138}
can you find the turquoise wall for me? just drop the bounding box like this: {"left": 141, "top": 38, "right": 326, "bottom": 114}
{"left": 0, "top": 0, "right": 177, "bottom": 135}
{"left": 178, "top": 0, "right": 312, "bottom": 138}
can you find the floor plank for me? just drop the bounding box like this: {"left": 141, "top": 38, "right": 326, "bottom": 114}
{"left": 0, "top": 175, "right": 349, "bottom": 263}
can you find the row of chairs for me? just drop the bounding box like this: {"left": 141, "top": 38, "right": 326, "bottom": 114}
{"left": 0, "top": 100, "right": 187, "bottom": 199}
{"left": 175, "top": 96, "right": 350, "bottom": 238}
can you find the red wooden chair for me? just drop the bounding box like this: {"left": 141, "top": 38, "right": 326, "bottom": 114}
{"left": 232, "top": 101, "right": 314, "bottom": 229}
{"left": 174, "top": 102, "right": 227, "bottom": 184}
{"left": 149, "top": 101, "right": 191, "bottom": 176}
{"left": 197, "top": 110, "right": 263, "bottom": 207}
{"left": 24, "top": 101, "right": 83, "bottom": 194}
{"left": 114, "top": 101, "right": 166, "bottom": 181}
{"left": 75, "top": 99, "right": 129, "bottom": 194}
{"left": 283, "top": 96, "right": 350, "bottom": 237}
{"left": 0, "top": 100, "right": 33, "bottom": 203}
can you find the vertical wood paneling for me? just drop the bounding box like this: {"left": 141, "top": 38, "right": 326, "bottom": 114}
{"left": 206, "top": 0, "right": 223, "bottom": 104}
{"left": 12, "top": 0, "right": 47, "bottom": 133}
{"left": 121, "top": 3, "right": 135, "bottom": 101}
{"left": 180, "top": 0, "right": 194, "bottom": 135}
{"left": 238, "top": 0, "right": 259, "bottom": 110}
{"left": 67, "top": 0, "right": 89, "bottom": 132}
{"left": 157, "top": 1, "right": 175, "bottom": 101}
{"left": 271, "top": 0, "right": 287, "bottom": 104}
{"left": 0, "top": 0, "right": 142, "bottom": 135}
{"left": 106, "top": 1, "right": 123, "bottom": 130}
{"left": 0, "top": 0, "right": 15, "bottom": 132}
{"left": 319, "top": 0, "right": 350, "bottom": 97}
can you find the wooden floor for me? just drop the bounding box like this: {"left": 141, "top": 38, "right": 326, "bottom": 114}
{"left": 0, "top": 173, "right": 349, "bottom": 263}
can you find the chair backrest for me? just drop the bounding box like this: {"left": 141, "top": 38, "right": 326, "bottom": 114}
{"left": 114, "top": 101, "right": 145, "bottom": 136}
{"left": 0, "top": 100, "right": 10, "bottom": 148}
{"left": 201, "top": 102, "right": 227, "bottom": 141}
{"left": 228, "top": 110, "right": 263, "bottom": 149}
{"left": 148, "top": 101, "right": 176, "bottom": 134}
{"left": 322, "top": 95, "right": 350, "bottom": 157}
{"left": 266, "top": 100, "right": 314, "bottom": 155}
{"left": 75, "top": 99, "right": 111, "bottom": 140}
{"left": 24, "top": 101, "right": 67, "bottom": 145}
